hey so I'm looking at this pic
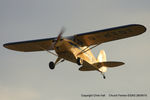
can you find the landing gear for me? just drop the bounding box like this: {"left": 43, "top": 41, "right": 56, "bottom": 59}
{"left": 49, "top": 57, "right": 64, "bottom": 70}
{"left": 103, "top": 75, "right": 106, "bottom": 79}
{"left": 49, "top": 62, "right": 55, "bottom": 69}
{"left": 101, "top": 72, "right": 106, "bottom": 79}
{"left": 77, "top": 58, "right": 83, "bottom": 65}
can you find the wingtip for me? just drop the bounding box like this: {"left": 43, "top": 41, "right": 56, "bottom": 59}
{"left": 134, "top": 24, "right": 147, "bottom": 34}
{"left": 139, "top": 24, "right": 146, "bottom": 32}
{"left": 121, "top": 62, "right": 125, "bottom": 65}
{"left": 3, "top": 43, "right": 8, "bottom": 48}
{"left": 141, "top": 25, "right": 146, "bottom": 33}
{"left": 3, "top": 43, "right": 19, "bottom": 51}
{"left": 3, "top": 43, "right": 12, "bottom": 50}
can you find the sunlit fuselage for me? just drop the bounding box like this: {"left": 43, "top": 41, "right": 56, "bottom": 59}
{"left": 54, "top": 39, "right": 96, "bottom": 64}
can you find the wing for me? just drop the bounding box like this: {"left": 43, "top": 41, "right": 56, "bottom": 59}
{"left": 74, "top": 24, "right": 146, "bottom": 46}
{"left": 3, "top": 37, "right": 56, "bottom": 52}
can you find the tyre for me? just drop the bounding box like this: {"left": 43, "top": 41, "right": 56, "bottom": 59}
{"left": 77, "top": 58, "right": 83, "bottom": 65}
{"left": 49, "top": 62, "right": 55, "bottom": 69}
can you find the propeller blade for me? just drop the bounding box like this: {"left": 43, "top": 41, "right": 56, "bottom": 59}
{"left": 56, "top": 27, "right": 65, "bottom": 42}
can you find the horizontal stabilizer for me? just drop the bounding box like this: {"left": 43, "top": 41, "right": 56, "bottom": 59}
{"left": 79, "top": 66, "right": 96, "bottom": 71}
{"left": 95, "top": 61, "right": 125, "bottom": 68}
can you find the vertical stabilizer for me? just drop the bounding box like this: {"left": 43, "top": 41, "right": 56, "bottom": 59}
{"left": 97, "top": 50, "right": 107, "bottom": 72}
{"left": 97, "top": 50, "right": 106, "bottom": 62}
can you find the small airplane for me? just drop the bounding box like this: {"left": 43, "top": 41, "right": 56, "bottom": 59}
{"left": 3, "top": 24, "right": 146, "bottom": 79}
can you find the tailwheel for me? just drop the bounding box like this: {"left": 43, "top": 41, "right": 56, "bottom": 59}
{"left": 103, "top": 75, "right": 106, "bottom": 79}
{"left": 102, "top": 73, "right": 106, "bottom": 79}
{"left": 77, "top": 58, "right": 83, "bottom": 65}
{"left": 49, "top": 61, "right": 55, "bottom": 69}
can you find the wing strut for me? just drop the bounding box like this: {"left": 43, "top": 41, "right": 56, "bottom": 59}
{"left": 38, "top": 45, "right": 58, "bottom": 56}
{"left": 77, "top": 43, "right": 100, "bottom": 55}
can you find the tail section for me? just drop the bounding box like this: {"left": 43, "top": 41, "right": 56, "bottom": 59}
{"left": 97, "top": 50, "right": 125, "bottom": 73}
{"left": 79, "top": 49, "right": 124, "bottom": 79}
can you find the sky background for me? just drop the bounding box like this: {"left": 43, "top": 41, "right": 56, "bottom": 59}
{"left": 0, "top": 0, "right": 150, "bottom": 100}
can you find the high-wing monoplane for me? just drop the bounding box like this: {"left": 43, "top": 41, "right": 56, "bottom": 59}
{"left": 3, "top": 24, "right": 146, "bottom": 79}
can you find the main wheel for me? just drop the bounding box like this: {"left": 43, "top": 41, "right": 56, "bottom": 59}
{"left": 77, "top": 58, "right": 83, "bottom": 65}
{"left": 49, "top": 62, "right": 55, "bottom": 69}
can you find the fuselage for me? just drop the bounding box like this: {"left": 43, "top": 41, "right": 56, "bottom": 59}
{"left": 54, "top": 39, "right": 96, "bottom": 64}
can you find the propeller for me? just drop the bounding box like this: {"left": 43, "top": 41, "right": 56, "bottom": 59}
{"left": 51, "top": 27, "right": 65, "bottom": 50}
{"left": 55, "top": 27, "right": 65, "bottom": 43}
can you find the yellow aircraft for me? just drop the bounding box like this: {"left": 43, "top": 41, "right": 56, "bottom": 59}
{"left": 3, "top": 24, "right": 146, "bottom": 79}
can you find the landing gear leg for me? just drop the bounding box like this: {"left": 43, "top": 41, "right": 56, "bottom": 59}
{"left": 56, "top": 59, "right": 64, "bottom": 65}
{"left": 49, "top": 57, "right": 63, "bottom": 70}
{"left": 54, "top": 57, "right": 62, "bottom": 65}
